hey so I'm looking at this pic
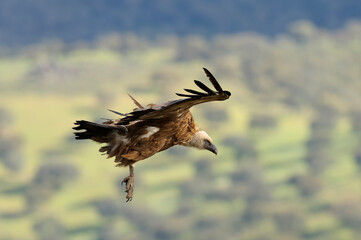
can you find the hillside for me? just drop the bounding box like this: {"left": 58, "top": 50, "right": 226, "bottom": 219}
{"left": 1, "top": 22, "right": 361, "bottom": 239}
{"left": 1, "top": 0, "right": 361, "bottom": 46}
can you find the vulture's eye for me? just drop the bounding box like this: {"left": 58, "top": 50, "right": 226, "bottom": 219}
{"left": 204, "top": 139, "right": 211, "bottom": 145}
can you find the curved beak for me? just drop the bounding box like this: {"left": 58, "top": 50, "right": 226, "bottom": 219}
{"left": 206, "top": 143, "right": 218, "bottom": 155}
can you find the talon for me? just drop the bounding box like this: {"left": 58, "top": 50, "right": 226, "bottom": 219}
{"left": 121, "top": 176, "right": 130, "bottom": 186}
{"left": 121, "top": 175, "right": 135, "bottom": 202}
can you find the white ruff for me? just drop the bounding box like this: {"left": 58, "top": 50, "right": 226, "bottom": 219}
{"left": 140, "top": 126, "right": 160, "bottom": 139}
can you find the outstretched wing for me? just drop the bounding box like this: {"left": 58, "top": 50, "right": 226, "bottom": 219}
{"left": 115, "top": 68, "right": 231, "bottom": 125}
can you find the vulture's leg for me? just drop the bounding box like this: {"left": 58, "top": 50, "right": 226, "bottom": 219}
{"left": 121, "top": 164, "right": 135, "bottom": 202}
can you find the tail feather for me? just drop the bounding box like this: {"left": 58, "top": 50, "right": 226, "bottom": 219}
{"left": 73, "top": 120, "right": 127, "bottom": 141}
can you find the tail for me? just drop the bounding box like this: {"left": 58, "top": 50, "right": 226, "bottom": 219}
{"left": 73, "top": 120, "right": 127, "bottom": 142}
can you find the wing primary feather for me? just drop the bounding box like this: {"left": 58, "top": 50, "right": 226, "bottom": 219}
{"left": 194, "top": 80, "right": 215, "bottom": 94}
{"left": 128, "top": 93, "right": 144, "bottom": 109}
{"left": 184, "top": 88, "right": 208, "bottom": 96}
{"left": 107, "top": 109, "right": 127, "bottom": 116}
{"left": 176, "top": 93, "right": 201, "bottom": 98}
{"left": 203, "top": 67, "right": 223, "bottom": 92}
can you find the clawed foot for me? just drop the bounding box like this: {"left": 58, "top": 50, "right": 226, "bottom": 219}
{"left": 121, "top": 175, "right": 135, "bottom": 202}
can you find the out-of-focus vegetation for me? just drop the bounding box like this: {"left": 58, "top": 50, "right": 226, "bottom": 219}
{"left": 1, "top": 21, "right": 361, "bottom": 240}
{"left": 1, "top": 0, "right": 361, "bottom": 46}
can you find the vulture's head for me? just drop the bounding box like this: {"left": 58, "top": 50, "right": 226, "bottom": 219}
{"left": 188, "top": 130, "right": 218, "bottom": 155}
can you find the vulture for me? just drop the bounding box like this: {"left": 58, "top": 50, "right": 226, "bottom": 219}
{"left": 73, "top": 68, "right": 231, "bottom": 201}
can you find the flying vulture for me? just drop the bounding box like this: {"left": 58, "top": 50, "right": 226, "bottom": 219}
{"left": 73, "top": 68, "right": 231, "bottom": 201}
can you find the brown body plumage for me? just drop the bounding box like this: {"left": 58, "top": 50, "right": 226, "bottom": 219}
{"left": 73, "top": 68, "right": 230, "bottom": 201}
{"left": 99, "top": 110, "right": 197, "bottom": 167}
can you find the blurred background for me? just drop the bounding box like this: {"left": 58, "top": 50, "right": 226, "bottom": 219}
{"left": 1, "top": 0, "right": 361, "bottom": 239}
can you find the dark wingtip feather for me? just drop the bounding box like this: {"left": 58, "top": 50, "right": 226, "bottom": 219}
{"left": 184, "top": 88, "right": 208, "bottom": 96}
{"left": 72, "top": 120, "right": 127, "bottom": 141}
{"left": 202, "top": 67, "right": 223, "bottom": 92}
{"left": 107, "top": 109, "right": 127, "bottom": 116}
{"left": 176, "top": 93, "right": 200, "bottom": 98}
{"left": 74, "top": 131, "right": 92, "bottom": 140}
{"left": 194, "top": 80, "right": 215, "bottom": 94}
{"left": 73, "top": 120, "right": 86, "bottom": 130}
